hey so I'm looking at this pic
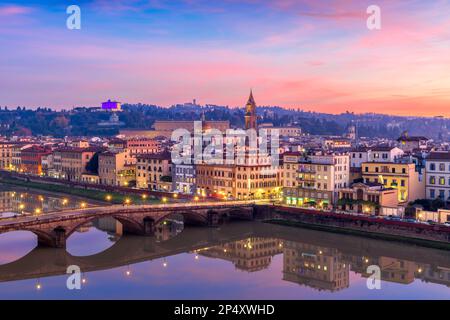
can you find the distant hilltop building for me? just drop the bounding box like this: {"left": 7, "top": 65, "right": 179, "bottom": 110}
{"left": 120, "top": 120, "right": 230, "bottom": 139}
{"left": 98, "top": 113, "right": 125, "bottom": 127}
{"left": 101, "top": 100, "right": 122, "bottom": 112}
{"left": 98, "top": 100, "right": 124, "bottom": 127}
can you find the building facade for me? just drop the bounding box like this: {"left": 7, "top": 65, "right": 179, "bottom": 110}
{"left": 362, "top": 162, "right": 424, "bottom": 203}
{"left": 98, "top": 150, "right": 135, "bottom": 186}
{"left": 425, "top": 152, "right": 450, "bottom": 202}
{"left": 172, "top": 163, "right": 196, "bottom": 194}
{"left": 338, "top": 182, "right": 399, "bottom": 216}
{"left": 284, "top": 154, "right": 350, "bottom": 208}
{"left": 20, "top": 145, "right": 52, "bottom": 175}
{"left": 136, "top": 152, "right": 172, "bottom": 190}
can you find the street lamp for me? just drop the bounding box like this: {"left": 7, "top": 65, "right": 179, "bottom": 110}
{"left": 80, "top": 202, "right": 87, "bottom": 208}
{"left": 106, "top": 195, "right": 112, "bottom": 201}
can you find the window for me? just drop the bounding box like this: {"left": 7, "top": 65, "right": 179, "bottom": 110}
{"left": 429, "top": 176, "right": 436, "bottom": 184}
{"left": 439, "top": 163, "right": 445, "bottom": 171}
{"left": 430, "top": 163, "right": 436, "bottom": 171}
{"left": 439, "top": 190, "right": 445, "bottom": 200}
{"left": 402, "top": 168, "right": 406, "bottom": 174}
{"left": 430, "top": 189, "right": 435, "bottom": 198}
{"left": 439, "top": 177, "right": 445, "bottom": 185}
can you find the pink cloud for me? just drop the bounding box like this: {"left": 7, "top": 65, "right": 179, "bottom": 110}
{"left": 0, "top": 5, "right": 31, "bottom": 17}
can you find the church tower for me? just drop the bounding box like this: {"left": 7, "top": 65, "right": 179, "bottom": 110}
{"left": 244, "top": 90, "right": 257, "bottom": 130}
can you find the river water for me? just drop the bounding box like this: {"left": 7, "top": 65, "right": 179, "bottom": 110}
{"left": 0, "top": 186, "right": 449, "bottom": 299}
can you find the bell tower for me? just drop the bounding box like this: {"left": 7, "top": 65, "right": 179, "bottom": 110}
{"left": 244, "top": 90, "right": 257, "bottom": 130}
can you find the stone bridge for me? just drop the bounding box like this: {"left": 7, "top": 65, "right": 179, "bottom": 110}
{"left": 0, "top": 201, "right": 255, "bottom": 248}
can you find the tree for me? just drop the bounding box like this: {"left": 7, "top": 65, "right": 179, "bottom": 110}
{"left": 85, "top": 152, "right": 100, "bottom": 174}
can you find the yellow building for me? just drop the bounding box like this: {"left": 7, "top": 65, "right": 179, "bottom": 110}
{"left": 196, "top": 162, "right": 280, "bottom": 200}
{"left": 136, "top": 152, "right": 172, "bottom": 190}
{"left": 0, "top": 142, "right": 13, "bottom": 170}
{"left": 98, "top": 150, "right": 135, "bottom": 186}
{"left": 362, "top": 162, "right": 424, "bottom": 203}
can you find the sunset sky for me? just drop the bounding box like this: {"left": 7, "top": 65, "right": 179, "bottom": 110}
{"left": 1, "top": 0, "right": 449, "bottom": 116}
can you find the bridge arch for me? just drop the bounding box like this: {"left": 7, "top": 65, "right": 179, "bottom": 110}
{"left": 65, "top": 215, "right": 144, "bottom": 239}
{"left": 155, "top": 210, "right": 208, "bottom": 226}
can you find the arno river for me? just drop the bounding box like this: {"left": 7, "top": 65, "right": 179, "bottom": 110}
{"left": 0, "top": 186, "right": 449, "bottom": 299}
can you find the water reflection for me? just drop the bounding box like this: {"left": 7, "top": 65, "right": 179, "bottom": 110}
{"left": 155, "top": 214, "right": 184, "bottom": 242}
{"left": 198, "top": 238, "right": 282, "bottom": 272}
{"left": 283, "top": 242, "right": 350, "bottom": 292}
{"left": 0, "top": 188, "right": 95, "bottom": 218}
{"left": 0, "top": 220, "right": 449, "bottom": 299}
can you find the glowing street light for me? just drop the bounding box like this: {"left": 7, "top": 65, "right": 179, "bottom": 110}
{"left": 106, "top": 195, "right": 112, "bottom": 201}
{"left": 80, "top": 202, "right": 87, "bottom": 208}
{"left": 34, "top": 208, "right": 41, "bottom": 215}
{"left": 124, "top": 198, "right": 131, "bottom": 205}
{"left": 35, "top": 279, "right": 42, "bottom": 290}
{"left": 162, "top": 197, "right": 168, "bottom": 203}
{"left": 142, "top": 194, "right": 147, "bottom": 200}
{"left": 62, "top": 199, "right": 68, "bottom": 205}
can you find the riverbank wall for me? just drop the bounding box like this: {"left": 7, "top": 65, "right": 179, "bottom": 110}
{"left": 255, "top": 205, "right": 450, "bottom": 250}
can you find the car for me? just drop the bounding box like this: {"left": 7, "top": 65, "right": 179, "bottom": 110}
{"left": 405, "top": 218, "right": 417, "bottom": 223}
{"left": 427, "top": 220, "right": 437, "bottom": 225}
{"left": 444, "top": 222, "right": 450, "bottom": 226}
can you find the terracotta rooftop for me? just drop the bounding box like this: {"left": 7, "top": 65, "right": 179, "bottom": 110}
{"left": 427, "top": 152, "right": 450, "bottom": 161}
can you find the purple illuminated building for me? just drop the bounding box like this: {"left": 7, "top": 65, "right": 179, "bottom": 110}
{"left": 101, "top": 100, "right": 121, "bottom": 111}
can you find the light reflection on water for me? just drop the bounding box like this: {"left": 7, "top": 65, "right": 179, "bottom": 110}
{"left": 0, "top": 217, "right": 449, "bottom": 300}
{"left": 0, "top": 187, "right": 96, "bottom": 218}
